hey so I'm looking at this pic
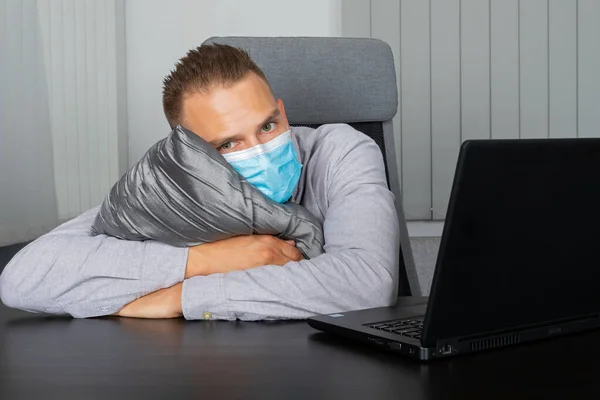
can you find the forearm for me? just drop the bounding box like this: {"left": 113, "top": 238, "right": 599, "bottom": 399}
{"left": 181, "top": 248, "right": 398, "bottom": 321}
{"left": 115, "top": 282, "right": 184, "bottom": 319}
{"left": 181, "top": 188, "right": 399, "bottom": 321}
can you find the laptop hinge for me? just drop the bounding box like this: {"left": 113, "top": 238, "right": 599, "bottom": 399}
{"left": 456, "top": 313, "right": 600, "bottom": 343}
{"left": 434, "top": 313, "right": 600, "bottom": 357}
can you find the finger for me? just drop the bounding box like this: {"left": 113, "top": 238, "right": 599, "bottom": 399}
{"left": 268, "top": 251, "right": 291, "bottom": 266}
{"left": 279, "top": 243, "right": 303, "bottom": 262}
{"left": 285, "top": 240, "right": 296, "bottom": 246}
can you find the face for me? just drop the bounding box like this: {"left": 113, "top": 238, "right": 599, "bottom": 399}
{"left": 181, "top": 73, "right": 290, "bottom": 154}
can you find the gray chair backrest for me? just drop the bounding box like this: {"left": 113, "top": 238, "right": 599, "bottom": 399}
{"left": 203, "top": 36, "right": 420, "bottom": 297}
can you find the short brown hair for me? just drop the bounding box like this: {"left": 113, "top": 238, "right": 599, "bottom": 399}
{"left": 162, "top": 44, "right": 270, "bottom": 128}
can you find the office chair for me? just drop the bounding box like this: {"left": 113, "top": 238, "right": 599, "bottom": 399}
{"left": 203, "top": 37, "right": 420, "bottom": 297}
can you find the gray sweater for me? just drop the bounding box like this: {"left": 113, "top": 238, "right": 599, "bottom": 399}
{"left": 0, "top": 124, "right": 400, "bottom": 320}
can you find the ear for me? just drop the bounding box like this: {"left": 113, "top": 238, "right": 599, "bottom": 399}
{"left": 276, "top": 99, "right": 290, "bottom": 130}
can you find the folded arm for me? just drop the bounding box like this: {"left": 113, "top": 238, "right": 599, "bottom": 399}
{"left": 0, "top": 208, "right": 303, "bottom": 318}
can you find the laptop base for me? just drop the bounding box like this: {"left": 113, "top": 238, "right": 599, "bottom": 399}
{"left": 308, "top": 297, "right": 600, "bottom": 361}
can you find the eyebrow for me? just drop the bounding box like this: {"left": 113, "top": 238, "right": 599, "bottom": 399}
{"left": 256, "top": 108, "right": 281, "bottom": 132}
{"left": 209, "top": 134, "right": 244, "bottom": 148}
{"left": 209, "top": 107, "right": 282, "bottom": 148}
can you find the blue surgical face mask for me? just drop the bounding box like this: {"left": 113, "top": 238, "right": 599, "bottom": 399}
{"left": 222, "top": 130, "right": 302, "bottom": 203}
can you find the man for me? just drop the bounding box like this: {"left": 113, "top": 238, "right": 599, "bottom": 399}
{"left": 0, "top": 44, "right": 400, "bottom": 320}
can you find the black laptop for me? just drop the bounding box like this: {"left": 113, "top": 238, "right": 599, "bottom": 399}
{"left": 308, "top": 138, "right": 600, "bottom": 360}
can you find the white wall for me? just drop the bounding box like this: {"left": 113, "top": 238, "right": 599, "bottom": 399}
{"left": 125, "top": 0, "right": 342, "bottom": 165}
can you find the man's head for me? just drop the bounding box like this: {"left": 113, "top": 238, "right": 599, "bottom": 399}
{"left": 162, "top": 44, "right": 290, "bottom": 154}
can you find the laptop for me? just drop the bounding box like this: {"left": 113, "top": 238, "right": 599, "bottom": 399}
{"left": 308, "top": 138, "right": 600, "bottom": 360}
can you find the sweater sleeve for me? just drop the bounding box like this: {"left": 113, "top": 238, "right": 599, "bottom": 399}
{"left": 0, "top": 207, "right": 188, "bottom": 318}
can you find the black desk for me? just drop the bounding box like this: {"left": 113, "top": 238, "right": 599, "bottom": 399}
{"left": 1, "top": 296, "right": 600, "bottom": 400}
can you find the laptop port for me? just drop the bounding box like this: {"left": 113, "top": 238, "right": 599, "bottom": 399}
{"left": 367, "top": 336, "right": 385, "bottom": 346}
{"left": 388, "top": 342, "right": 402, "bottom": 351}
{"left": 439, "top": 344, "right": 453, "bottom": 355}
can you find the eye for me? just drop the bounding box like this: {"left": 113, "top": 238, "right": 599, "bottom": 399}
{"left": 261, "top": 122, "right": 276, "bottom": 133}
{"left": 219, "top": 142, "right": 236, "bottom": 152}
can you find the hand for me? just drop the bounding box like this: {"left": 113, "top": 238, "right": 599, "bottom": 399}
{"left": 115, "top": 283, "right": 183, "bottom": 319}
{"left": 185, "top": 235, "right": 303, "bottom": 278}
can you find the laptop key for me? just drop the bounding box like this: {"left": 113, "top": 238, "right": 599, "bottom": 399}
{"left": 388, "top": 322, "right": 408, "bottom": 328}
{"left": 393, "top": 327, "right": 418, "bottom": 333}
{"left": 370, "top": 323, "right": 391, "bottom": 328}
{"left": 387, "top": 329, "right": 409, "bottom": 334}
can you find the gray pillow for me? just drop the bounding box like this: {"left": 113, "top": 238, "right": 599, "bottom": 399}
{"left": 91, "top": 126, "right": 324, "bottom": 259}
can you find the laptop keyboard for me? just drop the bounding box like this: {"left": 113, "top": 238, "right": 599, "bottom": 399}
{"left": 367, "top": 317, "right": 424, "bottom": 339}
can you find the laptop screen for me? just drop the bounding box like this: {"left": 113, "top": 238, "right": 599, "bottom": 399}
{"left": 423, "top": 138, "right": 600, "bottom": 346}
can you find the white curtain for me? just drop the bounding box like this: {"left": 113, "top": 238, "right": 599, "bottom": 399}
{"left": 0, "top": 0, "right": 127, "bottom": 247}
{"left": 0, "top": 0, "right": 58, "bottom": 246}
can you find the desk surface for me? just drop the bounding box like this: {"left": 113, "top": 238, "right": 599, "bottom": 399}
{"left": 1, "top": 296, "right": 600, "bottom": 400}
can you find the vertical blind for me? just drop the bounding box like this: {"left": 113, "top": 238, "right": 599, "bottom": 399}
{"left": 347, "top": 0, "right": 600, "bottom": 220}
